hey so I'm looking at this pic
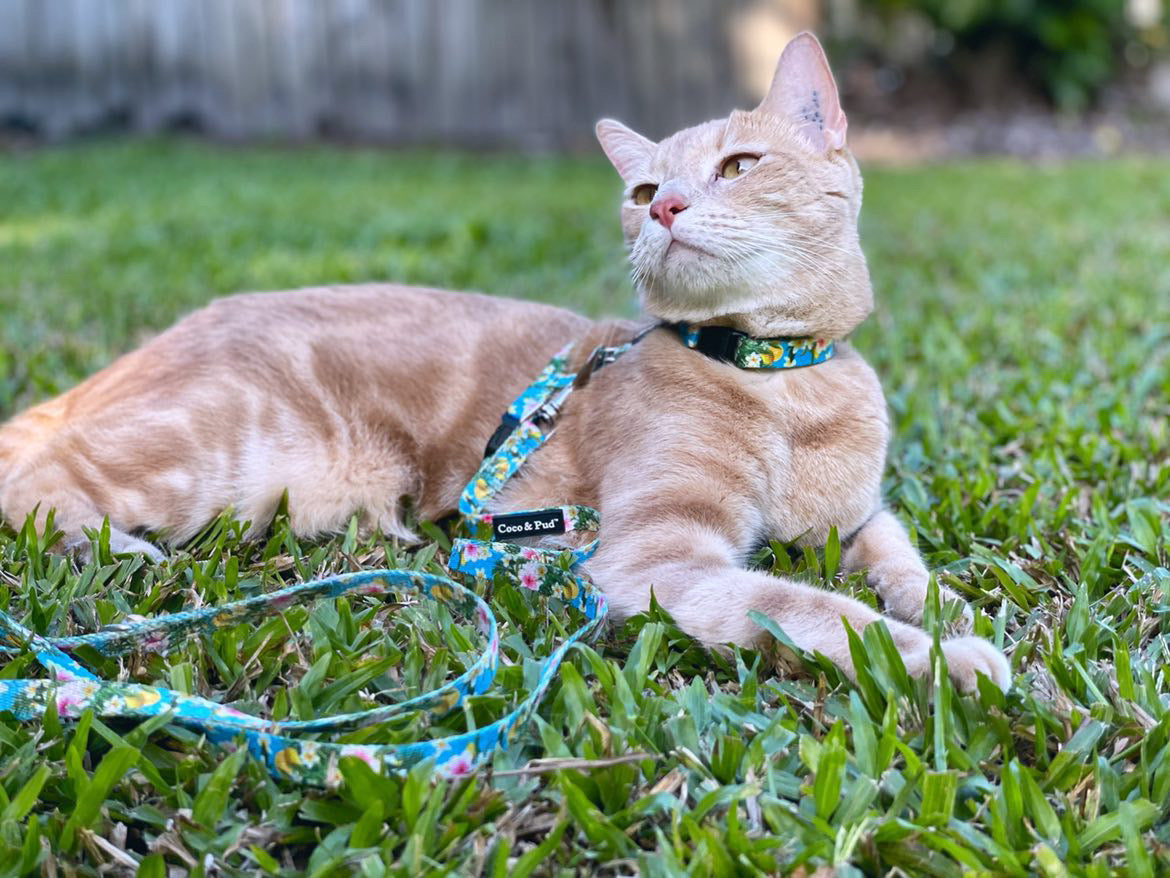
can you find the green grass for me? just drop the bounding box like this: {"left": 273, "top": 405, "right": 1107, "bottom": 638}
{"left": 1, "top": 139, "right": 1169, "bottom": 876}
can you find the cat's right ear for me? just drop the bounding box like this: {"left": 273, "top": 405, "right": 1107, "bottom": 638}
{"left": 595, "top": 119, "right": 656, "bottom": 182}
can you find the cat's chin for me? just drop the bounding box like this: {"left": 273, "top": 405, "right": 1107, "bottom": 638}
{"left": 638, "top": 280, "right": 772, "bottom": 326}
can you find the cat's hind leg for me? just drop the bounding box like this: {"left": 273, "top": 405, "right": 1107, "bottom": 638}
{"left": 0, "top": 420, "right": 167, "bottom": 561}
{"left": 66, "top": 525, "right": 167, "bottom": 562}
{"left": 0, "top": 474, "right": 166, "bottom": 561}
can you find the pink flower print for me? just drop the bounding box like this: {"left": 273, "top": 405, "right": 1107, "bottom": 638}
{"left": 476, "top": 604, "right": 491, "bottom": 632}
{"left": 459, "top": 541, "right": 485, "bottom": 562}
{"left": 342, "top": 745, "right": 382, "bottom": 772}
{"left": 438, "top": 751, "right": 477, "bottom": 778}
{"left": 141, "top": 631, "right": 169, "bottom": 654}
{"left": 518, "top": 562, "right": 542, "bottom": 591}
{"left": 520, "top": 547, "right": 541, "bottom": 561}
{"left": 214, "top": 704, "right": 256, "bottom": 724}
{"left": 356, "top": 582, "right": 387, "bottom": 596}
{"left": 270, "top": 593, "right": 297, "bottom": 611}
{"left": 56, "top": 682, "right": 98, "bottom": 717}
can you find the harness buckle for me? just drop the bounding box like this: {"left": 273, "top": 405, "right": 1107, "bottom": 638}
{"left": 572, "top": 345, "right": 620, "bottom": 389}
{"left": 484, "top": 414, "right": 520, "bottom": 457}
{"left": 693, "top": 326, "right": 746, "bottom": 363}
{"left": 532, "top": 387, "right": 572, "bottom": 427}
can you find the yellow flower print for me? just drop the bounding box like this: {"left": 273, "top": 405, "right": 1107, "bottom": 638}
{"left": 430, "top": 584, "right": 455, "bottom": 603}
{"left": 428, "top": 689, "right": 461, "bottom": 715}
{"left": 474, "top": 478, "right": 491, "bottom": 501}
{"left": 124, "top": 688, "right": 162, "bottom": 709}
{"left": 560, "top": 578, "right": 580, "bottom": 601}
{"left": 274, "top": 747, "right": 302, "bottom": 776}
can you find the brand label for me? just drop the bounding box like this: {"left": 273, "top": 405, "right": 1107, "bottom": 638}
{"left": 491, "top": 510, "right": 566, "bottom": 540}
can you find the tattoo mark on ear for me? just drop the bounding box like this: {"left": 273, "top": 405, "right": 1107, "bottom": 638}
{"left": 825, "top": 190, "right": 848, "bottom": 199}
{"left": 800, "top": 90, "right": 826, "bottom": 131}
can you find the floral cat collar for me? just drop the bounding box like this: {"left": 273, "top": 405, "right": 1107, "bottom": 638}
{"left": 675, "top": 322, "right": 835, "bottom": 369}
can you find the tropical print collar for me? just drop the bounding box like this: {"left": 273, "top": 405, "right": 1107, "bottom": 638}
{"left": 675, "top": 322, "right": 835, "bottom": 369}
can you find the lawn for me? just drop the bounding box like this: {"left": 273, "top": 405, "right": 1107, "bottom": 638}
{"left": 1, "top": 139, "right": 1168, "bottom": 876}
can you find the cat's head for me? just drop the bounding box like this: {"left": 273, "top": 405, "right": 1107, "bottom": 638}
{"left": 596, "top": 32, "right": 871, "bottom": 340}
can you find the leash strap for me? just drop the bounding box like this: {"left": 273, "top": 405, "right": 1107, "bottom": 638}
{"left": 0, "top": 337, "right": 637, "bottom": 786}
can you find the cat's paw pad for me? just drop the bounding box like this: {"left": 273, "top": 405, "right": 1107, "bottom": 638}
{"left": 940, "top": 636, "right": 1011, "bottom": 694}
{"left": 869, "top": 563, "right": 973, "bottom": 632}
{"left": 867, "top": 561, "right": 929, "bottom": 622}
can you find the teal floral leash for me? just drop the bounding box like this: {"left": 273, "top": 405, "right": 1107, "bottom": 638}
{"left": 0, "top": 337, "right": 637, "bottom": 787}
{"left": 0, "top": 571, "right": 514, "bottom": 784}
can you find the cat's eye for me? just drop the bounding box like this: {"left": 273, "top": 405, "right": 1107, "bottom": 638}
{"left": 719, "top": 154, "right": 759, "bottom": 179}
{"left": 631, "top": 184, "right": 658, "bottom": 206}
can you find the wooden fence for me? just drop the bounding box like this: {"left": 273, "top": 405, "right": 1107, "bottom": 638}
{"left": 0, "top": 0, "right": 813, "bottom": 147}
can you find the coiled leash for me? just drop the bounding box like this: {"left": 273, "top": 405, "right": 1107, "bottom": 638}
{"left": 0, "top": 333, "right": 645, "bottom": 786}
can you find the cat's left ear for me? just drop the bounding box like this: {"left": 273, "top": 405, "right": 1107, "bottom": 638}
{"left": 758, "top": 32, "right": 847, "bottom": 152}
{"left": 595, "top": 119, "right": 656, "bottom": 182}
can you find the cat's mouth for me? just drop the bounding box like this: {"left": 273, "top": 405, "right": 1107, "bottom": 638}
{"left": 663, "top": 236, "right": 713, "bottom": 259}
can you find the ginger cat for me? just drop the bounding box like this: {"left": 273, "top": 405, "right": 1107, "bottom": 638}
{"left": 0, "top": 34, "right": 1009, "bottom": 692}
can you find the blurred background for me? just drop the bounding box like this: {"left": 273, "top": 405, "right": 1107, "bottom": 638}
{"left": 1, "top": 0, "right": 1167, "bottom": 415}
{"left": 1, "top": 0, "right": 1168, "bottom": 159}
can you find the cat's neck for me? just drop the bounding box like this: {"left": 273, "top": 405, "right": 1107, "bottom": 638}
{"left": 647, "top": 262, "right": 874, "bottom": 342}
{"left": 661, "top": 299, "right": 869, "bottom": 342}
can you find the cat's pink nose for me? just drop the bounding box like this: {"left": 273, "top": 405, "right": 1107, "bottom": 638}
{"left": 649, "top": 195, "right": 688, "bottom": 230}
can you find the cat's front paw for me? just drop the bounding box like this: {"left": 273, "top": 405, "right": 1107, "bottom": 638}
{"left": 940, "top": 636, "right": 1011, "bottom": 694}
{"left": 866, "top": 560, "right": 929, "bottom": 622}
{"left": 868, "top": 562, "right": 972, "bottom": 633}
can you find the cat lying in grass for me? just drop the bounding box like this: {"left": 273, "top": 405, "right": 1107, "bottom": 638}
{"left": 0, "top": 33, "right": 1009, "bottom": 693}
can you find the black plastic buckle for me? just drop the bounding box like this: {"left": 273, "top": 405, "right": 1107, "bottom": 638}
{"left": 484, "top": 413, "right": 519, "bottom": 457}
{"left": 692, "top": 326, "right": 746, "bottom": 363}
